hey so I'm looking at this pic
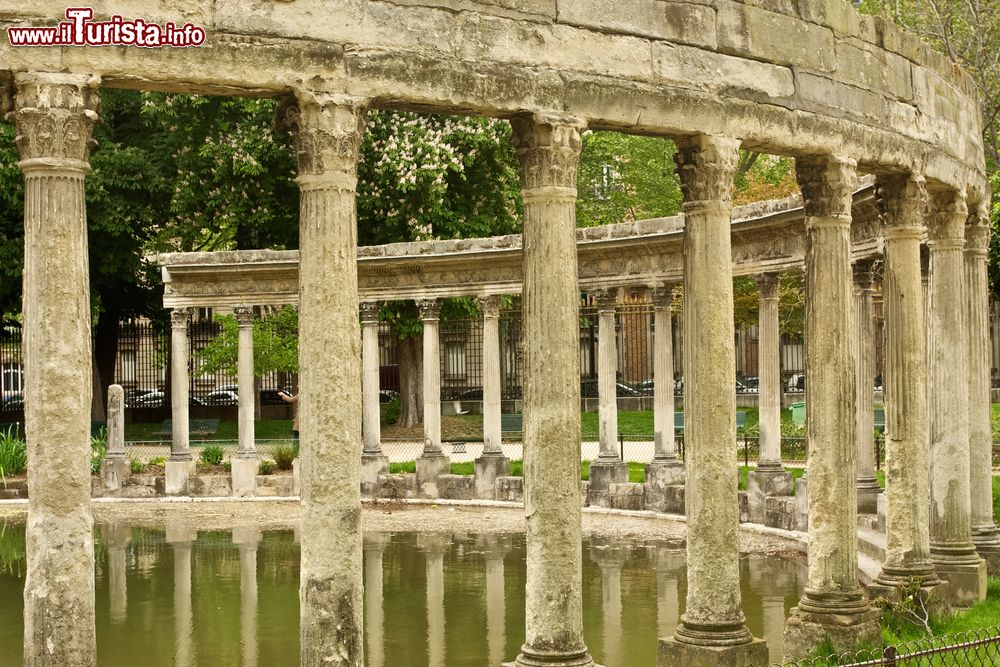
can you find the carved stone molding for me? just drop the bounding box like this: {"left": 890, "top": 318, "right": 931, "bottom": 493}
{"left": 233, "top": 305, "right": 255, "bottom": 326}
{"left": 510, "top": 113, "right": 585, "bottom": 191}
{"left": 966, "top": 221, "right": 990, "bottom": 256}
{"left": 476, "top": 295, "right": 501, "bottom": 319}
{"left": 650, "top": 284, "right": 674, "bottom": 309}
{"left": 853, "top": 261, "right": 875, "bottom": 291}
{"left": 416, "top": 298, "right": 441, "bottom": 321}
{"left": 359, "top": 301, "right": 380, "bottom": 324}
{"left": 280, "top": 91, "right": 367, "bottom": 179}
{"left": 170, "top": 307, "right": 192, "bottom": 328}
{"left": 927, "top": 189, "right": 967, "bottom": 247}
{"left": 756, "top": 272, "right": 780, "bottom": 300}
{"left": 591, "top": 287, "right": 617, "bottom": 311}
{"left": 796, "top": 155, "right": 857, "bottom": 221}
{"left": 7, "top": 72, "right": 101, "bottom": 166}
{"left": 673, "top": 135, "right": 740, "bottom": 204}
{"left": 876, "top": 173, "right": 925, "bottom": 235}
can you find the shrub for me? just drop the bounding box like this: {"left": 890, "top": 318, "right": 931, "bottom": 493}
{"left": 199, "top": 444, "right": 225, "bottom": 466}
{"left": 129, "top": 457, "right": 144, "bottom": 474}
{"left": 259, "top": 460, "right": 275, "bottom": 475}
{"left": 380, "top": 397, "right": 400, "bottom": 425}
{"left": 90, "top": 428, "right": 108, "bottom": 475}
{"left": 147, "top": 456, "right": 167, "bottom": 467}
{"left": 272, "top": 444, "right": 297, "bottom": 471}
{"left": 0, "top": 430, "right": 26, "bottom": 478}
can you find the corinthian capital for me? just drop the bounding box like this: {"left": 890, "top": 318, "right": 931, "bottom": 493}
{"left": 966, "top": 205, "right": 990, "bottom": 256}
{"left": 359, "top": 301, "right": 380, "bottom": 324}
{"left": 510, "top": 113, "right": 585, "bottom": 191}
{"left": 875, "top": 173, "right": 925, "bottom": 237}
{"left": 170, "top": 308, "right": 191, "bottom": 328}
{"left": 591, "top": 288, "right": 617, "bottom": 312}
{"left": 673, "top": 135, "right": 740, "bottom": 204}
{"left": 927, "top": 189, "right": 967, "bottom": 247}
{"left": 233, "top": 306, "right": 255, "bottom": 327}
{"left": 280, "top": 91, "right": 367, "bottom": 180}
{"left": 795, "top": 155, "right": 857, "bottom": 221}
{"left": 7, "top": 72, "right": 101, "bottom": 166}
{"left": 476, "top": 295, "right": 501, "bottom": 319}
{"left": 416, "top": 298, "right": 441, "bottom": 321}
{"left": 650, "top": 284, "right": 674, "bottom": 309}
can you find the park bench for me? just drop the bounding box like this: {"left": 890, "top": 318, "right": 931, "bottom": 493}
{"left": 152, "top": 418, "right": 221, "bottom": 439}
{"left": 673, "top": 410, "right": 746, "bottom": 433}
{"left": 874, "top": 407, "right": 886, "bottom": 434}
{"left": 501, "top": 413, "right": 523, "bottom": 438}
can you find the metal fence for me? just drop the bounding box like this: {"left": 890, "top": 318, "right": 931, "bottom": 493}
{"left": 770, "top": 626, "right": 1000, "bottom": 666}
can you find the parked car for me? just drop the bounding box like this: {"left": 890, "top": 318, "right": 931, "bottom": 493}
{"left": 740, "top": 377, "right": 759, "bottom": 393}
{"left": 260, "top": 389, "right": 286, "bottom": 406}
{"left": 735, "top": 378, "right": 756, "bottom": 394}
{"left": 631, "top": 379, "right": 655, "bottom": 396}
{"left": 1, "top": 393, "right": 24, "bottom": 411}
{"left": 200, "top": 389, "right": 239, "bottom": 406}
{"left": 124, "top": 388, "right": 158, "bottom": 407}
{"left": 786, "top": 373, "right": 806, "bottom": 392}
{"left": 132, "top": 390, "right": 165, "bottom": 408}
{"left": 579, "top": 378, "right": 644, "bottom": 398}
{"left": 379, "top": 389, "right": 399, "bottom": 403}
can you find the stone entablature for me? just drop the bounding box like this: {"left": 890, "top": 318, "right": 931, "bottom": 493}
{"left": 158, "top": 183, "right": 881, "bottom": 307}
{"left": 0, "top": 1, "right": 985, "bottom": 195}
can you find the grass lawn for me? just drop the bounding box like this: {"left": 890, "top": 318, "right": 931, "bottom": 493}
{"left": 881, "top": 577, "right": 1000, "bottom": 645}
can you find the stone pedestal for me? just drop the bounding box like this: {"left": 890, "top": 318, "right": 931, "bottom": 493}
{"left": 474, "top": 453, "right": 510, "bottom": 500}
{"left": 747, "top": 468, "right": 793, "bottom": 525}
{"left": 658, "top": 636, "right": 769, "bottom": 667}
{"left": 644, "top": 460, "right": 684, "bottom": 513}
{"left": 101, "top": 384, "right": 129, "bottom": 492}
{"left": 782, "top": 604, "right": 881, "bottom": 662}
{"left": 165, "top": 459, "right": 195, "bottom": 496}
{"left": 933, "top": 558, "right": 987, "bottom": 608}
{"left": 231, "top": 455, "right": 260, "bottom": 498}
{"left": 587, "top": 460, "right": 628, "bottom": 507}
{"left": 100, "top": 457, "right": 130, "bottom": 493}
{"left": 416, "top": 453, "right": 451, "bottom": 498}
{"left": 361, "top": 452, "right": 389, "bottom": 496}
{"left": 857, "top": 482, "right": 881, "bottom": 515}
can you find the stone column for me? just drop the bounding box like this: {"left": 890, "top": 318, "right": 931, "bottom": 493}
{"left": 8, "top": 72, "right": 99, "bottom": 666}
{"left": 101, "top": 384, "right": 130, "bottom": 491}
{"left": 283, "top": 90, "right": 367, "bottom": 665}
{"left": 364, "top": 533, "right": 389, "bottom": 667}
{"left": 854, "top": 263, "right": 880, "bottom": 513}
{"left": 510, "top": 113, "right": 595, "bottom": 667}
{"left": 415, "top": 298, "right": 450, "bottom": 497}
{"left": 166, "top": 307, "right": 194, "bottom": 495}
{"left": 870, "top": 174, "right": 941, "bottom": 597}
{"left": 660, "top": 135, "right": 767, "bottom": 667}
{"left": 927, "top": 189, "right": 987, "bottom": 606}
{"left": 475, "top": 295, "right": 510, "bottom": 499}
{"left": 646, "top": 284, "right": 684, "bottom": 509}
{"left": 589, "top": 287, "right": 628, "bottom": 506}
{"left": 419, "top": 533, "right": 447, "bottom": 667}
{"left": 167, "top": 522, "right": 197, "bottom": 667}
{"left": 484, "top": 535, "right": 507, "bottom": 667}
{"left": 748, "top": 273, "right": 793, "bottom": 524}
{"left": 103, "top": 523, "right": 130, "bottom": 624}
{"left": 966, "top": 208, "right": 1000, "bottom": 572}
{"left": 232, "top": 306, "right": 259, "bottom": 497}
{"left": 233, "top": 526, "right": 260, "bottom": 667}
{"left": 360, "top": 301, "right": 389, "bottom": 493}
{"left": 783, "top": 155, "right": 880, "bottom": 659}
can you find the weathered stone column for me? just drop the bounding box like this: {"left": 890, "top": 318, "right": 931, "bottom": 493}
{"left": 232, "top": 306, "right": 259, "bottom": 497}
{"left": 510, "top": 113, "right": 595, "bottom": 667}
{"left": 928, "top": 189, "right": 987, "bottom": 606}
{"left": 783, "top": 155, "right": 880, "bottom": 659}
{"left": 233, "top": 526, "right": 260, "bottom": 667}
{"left": 283, "top": 90, "right": 367, "bottom": 665}
{"left": 360, "top": 301, "right": 389, "bottom": 493}
{"left": 853, "top": 262, "right": 880, "bottom": 513}
{"left": 646, "top": 284, "right": 684, "bottom": 509}
{"left": 415, "top": 298, "right": 450, "bottom": 497}
{"left": 870, "top": 174, "right": 940, "bottom": 597}
{"left": 103, "top": 523, "right": 130, "bottom": 624}
{"left": 364, "top": 533, "right": 389, "bottom": 667}
{"left": 748, "top": 273, "right": 792, "bottom": 524}
{"left": 660, "top": 135, "right": 767, "bottom": 667}
{"left": 484, "top": 535, "right": 507, "bottom": 667}
{"left": 166, "top": 522, "right": 197, "bottom": 667}
{"left": 166, "top": 307, "right": 194, "bottom": 495}
{"left": 419, "top": 533, "right": 447, "bottom": 667}
{"left": 8, "top": 72, "right": 99, "bottom": 666}
{"left": 966, "top": 207, "right": 1000, "bottom": 572}
{"left": 589, "top": 287, "right": 628, "bottom": 506}
{"left": 101, "top": 384, "right": 130, "bottom": 491}
{"left": 475, "top": 295, "right": 510, "bottom": 499}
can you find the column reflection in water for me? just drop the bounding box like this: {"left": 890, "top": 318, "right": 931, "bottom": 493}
{"left": 656, "top": 547, "right": 685, "bottom": 639}
{"left": 748, "top": 554, "right": 797, "bottom": 665}
{"left": 166, "top": 522, "right": 197, "bottom": 667}
{"left": 481, "top": 535, "right": 507, "bottom": 667}
{"left": 419, "top": 533, "right": 447, "bottom": 667}
{"left": 103, "top": 523, "right": 130, "bottom": 625}
{"left": 233, "top": 526, "right": 260, "bottom": 667}
{"left": 364, "top": 533, "right": 389, "bottom": 667}
{"left": 594, "top": 538, "right": 626, "bottom": 667}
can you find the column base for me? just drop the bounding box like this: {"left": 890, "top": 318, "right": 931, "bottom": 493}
{"left": 782, "top": 598, "right": 881, "bottom": 661}
{"left": 361, "top": 452, "right": 390, "bottom": 496}
{"left": 747, "top": 467, "right": 793, "bottom": 525}
{"left": 856, "top": 477, "right": 881, "bottom": 514}
{"left": 645, "top": 459, "right": 685, "bottom": 513}
{"left": 474, "top": 453, "right": 510, "bottom": 500}
{"left": 870, "top": 565, "right": 946, "bottom": 612}
{"left": 587, "top": 460, "right": 628, "bottom": 507}
{"left": 505, "top": 644, "right": 598, "bottom": 667}
{"left": 658, "top": 636, "right": 768, "bottom": 667}
{"left": 416, "top": 453, "right": 451, "bottom": 499}
{"left": 231, "top": 454, "right": 259, "bottom": 498}
{"left": 100, "top": 455, "right": 131, "bottom": 492}
{"left": 972, "top": 528, "right": 1000, "bottom": 575}
{"left": 931, "top": 551, "right": 987, "bottom": 608}
{"left": 165, "top": 458, "right": 195, "bottom": 496}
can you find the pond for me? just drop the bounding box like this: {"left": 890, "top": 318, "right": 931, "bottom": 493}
{"left": 0, "top": 522, "right": 805, "bottom": 666}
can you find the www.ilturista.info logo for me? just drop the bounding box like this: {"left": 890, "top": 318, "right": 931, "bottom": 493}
{"left": 7, "top": 8, "right": 206, "bottom": 48}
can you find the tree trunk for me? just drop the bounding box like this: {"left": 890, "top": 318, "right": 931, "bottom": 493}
{"left": 396, "top": 333, "right": 423, "bottom": 427}
{"left": 91, "top": 315, "right": 120, "bottom": 421}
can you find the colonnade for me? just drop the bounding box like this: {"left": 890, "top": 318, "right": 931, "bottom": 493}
{"left": 11, "top": 69, "right": 998, "bottom": 666}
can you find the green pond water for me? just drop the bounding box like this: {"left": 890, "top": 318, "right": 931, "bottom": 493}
{"left": 0, "top": 522, "right": 804, "bottom": 666}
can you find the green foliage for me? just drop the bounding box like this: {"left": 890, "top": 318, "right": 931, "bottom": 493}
{"left": 380, "top": 396, "right": 401, "bottom": 425}
{"left": 90, "top": 428, "right": 108, "bottom": 475}
{"left": 389, "top": 461, "right": 416, "bottom": 474}
{"left": 259, "top": 460, "right": 275, "bottom": 475}
{"left": 733, "top": 152, "right": 797, "bottom": 206}
{"left": 576, "top": 132, "right": 683, "bottom": 227}
{"left": 197, "top": 305, "right": 300, "bottom": 378}
{"left": 148, "top": 456, "right": 167, "bottom": 467}
{"left": 271, "top": 444, "right": 297, "bottom": 471}
{"left": 0, "top": 429, "right": 26, "bottom": 478}
{"left": 129, "top": 456, "right": 144, "bottom": 474}
{"left": 0, "top": 523, "right": 25, "bottom": 576}
{"left": 199, "top": 445, "right": 225, "bottom": 467}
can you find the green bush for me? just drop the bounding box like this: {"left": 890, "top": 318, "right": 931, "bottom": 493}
{"left": 148, "top": 456, "right": 167, "bottom": 467}
{"left": 90, "top": 428, "right": 108, "bottom": 475}
{"left": 129, "top": 457, "right": 144, "bottom": 474}
{"left": 0, "top": 430, "right": 26, "bottom": 478}
{"left": 380, "top": 397, "right": 400, "bottom": 425}
{"left": 259, "top": 460, "right": 275, "bottom": 475}
{"left": 272, "top": 444, "right": 297, "bottom": 471}
{"left": 199, "top": 445, "right": 225, "bottom": 466}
